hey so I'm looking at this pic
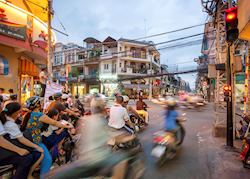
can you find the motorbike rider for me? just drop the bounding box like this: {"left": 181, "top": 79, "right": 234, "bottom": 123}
{"left": 122, "top": 95, "right": 145, "bottom": 124}
{"left": 47, "top": 93, "right": 79, "bottom": 119}
{"left": 165, "top": 98, "right": 181, "bottom": 142}
{"left": 21, "top": 96, "right": 73, "bottom": 178}
{"left": 109, "top": 96, "right": 135, "bottom": 134}
{"left": 136, "top": 96, "right": 149, "bottom": 124}
{"left": 74, "top": 95, "right": 85, "bottom": 116}
{"left": 46, "top": 93, "right": 129, "bottom": 179}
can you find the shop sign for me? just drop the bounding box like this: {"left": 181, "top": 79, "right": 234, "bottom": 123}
{"left": 0, "top": 7, "right": 26, "bottom": 40}
{"left": 0, "top": 3, "right": 54, "bottom": 50}
{"left": 236, "top": 74, "right": 245, "bottom": 84}
{"left": 0, "top": 55, "right": 8, "bottom": 75}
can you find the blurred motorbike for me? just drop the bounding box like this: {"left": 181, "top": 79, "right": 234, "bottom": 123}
{"left": 129, "top": 114, "right": 147, "bottom": 132}
{"left": 151, "top": 113, "right": 186, "bottom": 166}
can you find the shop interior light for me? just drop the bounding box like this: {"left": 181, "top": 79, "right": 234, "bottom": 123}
{"left": 0, "top": 0, "right": 56, "bottom": 43}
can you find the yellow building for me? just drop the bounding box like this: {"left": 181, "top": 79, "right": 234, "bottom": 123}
{"left": 0, "top": 0, "right": 53, "bottom": 103}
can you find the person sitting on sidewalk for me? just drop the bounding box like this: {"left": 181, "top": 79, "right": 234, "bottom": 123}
{"left": 136, "top": 96, "right": 149, "bottom": 124}
{"left": 108, "top": 96, "right": 135, "bottom": 134}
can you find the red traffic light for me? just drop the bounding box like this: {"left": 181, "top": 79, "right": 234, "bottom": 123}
{"left": 225, "top": 7, "right": 237, "bottom": 22}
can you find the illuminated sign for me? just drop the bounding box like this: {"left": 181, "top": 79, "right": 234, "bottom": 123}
{"left": 0, "top": 7, "right": 26, "bottom": 40}
{"left": 0, "top": 2, "right": 55, "bottom": 50}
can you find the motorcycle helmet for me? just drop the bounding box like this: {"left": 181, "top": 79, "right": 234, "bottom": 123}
{"left": 90, "top": 93, "right": 106, "bottom": 114}
{"left": 62, "top": 94, "right": 69, "bottom": 100}
{"left": 166, "top": 97, "right": 177, "bottom": 107}
{"left": 0, "top": 95, "right": 3, "bottom": 103}
{"left": 25, "top": 96, "right": 43, "bottom": 110}
{"left": 123, "top": 95, "right": 129, "bottom": 103}
{"left": 53, "top": 92, "right": 62, "bottom": 100}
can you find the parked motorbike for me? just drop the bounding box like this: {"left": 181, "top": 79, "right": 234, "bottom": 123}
{"left": 239, "top": 114, "right": 250, "bottom": 169}
{"left": 151, "top": 113, "right": 186, "bottom": 166}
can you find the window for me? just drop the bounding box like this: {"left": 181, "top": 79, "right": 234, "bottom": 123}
{"left": 120, "top": 47, "right": 122, "bottom": 52}
{"left": 119, "top": 63, "right": 122, "bottom": 67}
{"left": 104, "top": 64, "right": 109, "bottom": 70}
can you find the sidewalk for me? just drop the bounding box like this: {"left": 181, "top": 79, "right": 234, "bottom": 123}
{"left": 198, "top": 128, "right": 250, "bottom": 179}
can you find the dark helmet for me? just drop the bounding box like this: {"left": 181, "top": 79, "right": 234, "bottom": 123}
{"left": 25, "top": 96, "right": 43, "bottom": 110}
{"left": 48, "top": 96, "right": 53, "bottom": 101}
{"left": 10, "top": 94, "right": 18, "bottom": 100}
{"left": 0, "top": 95, "right": 3, "bottom": 103}
{"left": 53, "top": 92, "right": 62, "bottom": 100}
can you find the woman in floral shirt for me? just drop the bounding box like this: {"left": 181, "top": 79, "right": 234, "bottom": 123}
{"left": 21, "top": 96, "right": 72, "bottom": 178}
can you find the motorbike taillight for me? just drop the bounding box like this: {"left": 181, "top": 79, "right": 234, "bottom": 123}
{"left": 153, "top": 136, "right": 164, "bottom": 143}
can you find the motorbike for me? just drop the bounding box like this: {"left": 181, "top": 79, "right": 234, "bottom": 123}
{"left": 107, "top": 127, "right": 142, "bottom": 152}
{"left": 46, "top": 147, "right": 144, "bottom": 179}
{"left": 239, "top": 114, "right": 250, "bottom": 169}
{"left": 151, "top": 113, "right": 186, "bottom": 166}
{"left": 129, "top": 114, "right": 147, "bottom": 132}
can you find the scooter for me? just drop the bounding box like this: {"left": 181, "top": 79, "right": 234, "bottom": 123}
{"left": 129, "top": 114, "right": 147, "bottom": 132}
{"left": 151, "top": 113, "right": 186, "bottom": 166}
{"left": 240, "top": 118, "right": 250, "bottom": 169}
{"left": 46, "top": 147, "right": 144, "bottom": 179}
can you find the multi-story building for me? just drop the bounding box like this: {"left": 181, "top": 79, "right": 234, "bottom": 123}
{"left": 52, "top": 42, "right": 84, "bottom": 94}
{"left": 195, "top": 22, "right": 216, "bottom": 101}
{"left": 52, "top": 37, "right": 162, "bottom": 97}
{"left": 98, "top": 37, "right": 161, "bottom": 98}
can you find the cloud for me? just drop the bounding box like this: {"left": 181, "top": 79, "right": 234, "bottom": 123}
{"left": 52, "top": 0, "right": 207, "bottom": 89}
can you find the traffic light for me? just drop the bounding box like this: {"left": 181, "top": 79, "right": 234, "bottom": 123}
{"left": 225, "top": 7, "right": 239, "bottom": 43}
{"left": 223, "top": 85, "right": 231, "bottom": 101}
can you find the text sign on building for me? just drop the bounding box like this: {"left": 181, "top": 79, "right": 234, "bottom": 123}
{"left": 0, "top": 2, "right": 54, "bottom": 49}
{"left": 0, "top": 7, "right": 26, "bottom": 40}
{"left": 0, "top": 23, "right": 26, "bottom": 40}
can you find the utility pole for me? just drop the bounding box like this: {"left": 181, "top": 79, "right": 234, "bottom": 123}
{"left": 149, "top": 55, "right": 153, "bottom": 100}
{"left": 47, "top": 0, "right": 53, "bottom": 79}
{"left": 226, "top": 43, "right": 234, "bottom": 147}
{"left": 226, "top": 0, "right": 234, "bottom": 147}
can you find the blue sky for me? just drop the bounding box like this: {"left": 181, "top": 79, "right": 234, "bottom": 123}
{"left": 52, "top": 0, "right": 207, "bottom": 89}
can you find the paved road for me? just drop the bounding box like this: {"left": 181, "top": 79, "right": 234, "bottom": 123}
{"left": 131, "top": 101, "right": 250, "bottom": 179}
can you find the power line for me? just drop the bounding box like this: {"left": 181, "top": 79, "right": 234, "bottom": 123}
{"left": 90, "top": 23, "right": 207, "bottom": 46}
{"left": 134, "top": 23, "right": 205, "bottom": 40}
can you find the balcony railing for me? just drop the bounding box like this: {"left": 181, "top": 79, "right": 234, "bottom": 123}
{"left": 119, "top": 68, "right": 149, "bottom": 75}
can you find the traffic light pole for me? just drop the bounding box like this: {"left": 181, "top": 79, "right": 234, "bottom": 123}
{"left": 226, "top": 43, "right": 234, "bottom": 147}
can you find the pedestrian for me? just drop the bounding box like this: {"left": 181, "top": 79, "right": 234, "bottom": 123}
{"left": 39, "top": 68, "right": 48, "bottom": 97}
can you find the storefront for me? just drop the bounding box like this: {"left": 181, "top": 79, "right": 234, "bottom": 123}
{"left": 19, "top": 57, "right": 40, "bottom": 103}
{"left": 0, "top": 1, "right": 54, "bottom": 102}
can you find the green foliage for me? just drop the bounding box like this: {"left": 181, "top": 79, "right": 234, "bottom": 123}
{"left": 70, "top": 66, "right": 80, "bottom": 77}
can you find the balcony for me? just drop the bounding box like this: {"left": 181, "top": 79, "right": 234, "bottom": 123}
{"left": 120, "top": 51, "right": 149, "bottom": 62}
{"left": 118, "top": 67, "right": 149, "bottom": 76}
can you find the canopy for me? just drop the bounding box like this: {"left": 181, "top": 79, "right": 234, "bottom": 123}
{"left": 11, "top": 0, "right": 48, "bottom": 22}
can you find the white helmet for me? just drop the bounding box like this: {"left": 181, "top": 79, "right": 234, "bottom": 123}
{"left": 62, "top": 94, "right": 69, "bottom": 100}
{"left": 90, "top": 93, "right": 106, "bottom": 114}
{"left": 123, "top": 95, "right": 129, "bottom": 103}
{"left": 166, "top": 97, "right": 177, "bottom": 107}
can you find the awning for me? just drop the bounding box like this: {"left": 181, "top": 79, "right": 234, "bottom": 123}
{"left": 123, "top": 84, "right": 149, "bottom": 89}
{"left": 0, "top": 55, "right": 9, "bottom": 75}
{"left": 19, "top": 58, "right": 39, "bottom": 76}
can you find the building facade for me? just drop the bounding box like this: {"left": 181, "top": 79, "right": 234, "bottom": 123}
{"left": 0, "top": 0, "right": 54, "bottom": 103}
{"left": 99, "top": 37, "right": 161, "bottom": 98}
